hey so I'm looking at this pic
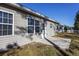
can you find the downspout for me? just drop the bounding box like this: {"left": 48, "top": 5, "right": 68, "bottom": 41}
{"left": 43, "top": 19, "right": 46, "bottom": 39}
{"left": 43, "top": 22, "right": 72, "bottom": 56}
{"left": 41, "top": 19, "right": 46, "bottom": 39}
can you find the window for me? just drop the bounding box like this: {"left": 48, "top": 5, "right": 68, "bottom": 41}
{"left": 0, "top": 11, "right": 13, "bottom": 36}
{"left": 0, "top": 11, "right": 2, "bottom": 23}
{"left": 0, "top": 11, "right": 2, "bottom": 18}
{"left": 50, "top": 24, "right": 52, "bottom": 28}
{"left": 28, "top": 18, "right": 34, "bottom": 25}
{"left": 35, "top": 20, "right": 40, "bottom": 33}
{"left": 0, "top": 24, "right": 2, "bottom": 35}
{"left": 0, "top": 18, "right": 2, "bottom": 23}
{"left": 28, "top": 17, "right": 40, "bottom": 34}
{"left": 35, "top": 20, "right": 39, "bottom": 26}
{"left": 28, "top": 18, "right": 34, "bottom": 33}
{"left": 28, "top": 26, "right": 34, "bottom": 33}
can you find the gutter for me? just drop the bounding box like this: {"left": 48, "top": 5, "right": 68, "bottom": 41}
{"left": 0, "top": 3, "right": 59, "bottom": 24}
{"left": 0, "top": 3, "right": 46, "bottom": 19}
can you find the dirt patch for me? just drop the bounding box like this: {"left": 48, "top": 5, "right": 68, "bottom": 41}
{"left": 1, "top": 42, "right": 61, "bottom": 56}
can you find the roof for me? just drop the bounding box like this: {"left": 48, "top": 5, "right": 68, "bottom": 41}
{"left": 46, "top": 17, "right": 59, "bottom": 24}
{"left": 0, "top": 3, "right": 59, "bottom": 24}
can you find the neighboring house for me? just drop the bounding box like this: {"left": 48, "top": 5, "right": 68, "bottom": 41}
{"left": 57, "top": 24, "right": 74, "bottom": 33}
{"left": 0, "top": 3, "right": 59, "bottom": 50}
{"left": 57, "top": 25, "right": 64, "bottom": 33}
{"left": 66, "top": 26, "right": 74, "bottom": 33}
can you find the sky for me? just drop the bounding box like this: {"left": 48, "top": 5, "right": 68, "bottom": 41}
{"left": 21, "top": 3, "right": 79, "bottom": 27}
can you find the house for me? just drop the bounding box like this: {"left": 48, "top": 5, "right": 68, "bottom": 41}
{"left": 44, "top": 18, "right": 59, "bottom": 38}
{"left": 57, "top": 25, "right": 64, "bottom": 33}
{"left": 57, "top": 24, "right": 74, "bottom": 33}
{"left": 64, "top": 26, "right": 74, "bottom": 33}
{"left": 0, "top": 3, "right": 59, "bottom": 50}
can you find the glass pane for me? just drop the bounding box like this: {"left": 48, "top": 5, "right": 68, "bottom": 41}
{"left": 0, "top": 18, "right": 2, "bottom": 23}
{"left": 35, "top": 20, "right": 40, "bottom": 26}
{"left": 8, "top": 25, "right": 12, "bottom": 30}
{"left": 3, "top": 30, "right": 7, "bottom": 35}
{"left": 35, "top": 27, "right": 40, "bottom": 33}
{"left": 0, "top": 24, "right": 2, "bottom": 36}
{"left": 28, "top": 26, "right": 34, "bottom": 33}
{"left": 0, "top": 11, "right": 13, "bottom": 36}
{"left": 8, "top": 29, "right": 12, "bottom": 35}
{"left": 0, "top": 11, "right": 2, "bottom": 18}
{"left": 3, "top": 25, "right": 7, "bottom": 30}
{"left": 9, "top": 14, "right": 13, "bottom": 19}
{"left": 28, "top": 18, "right": 34, "bottom": 25}
{"left": 42, "top": 23, "right": 45, "bottom": 30}
{"left": 0, "top": 24, "right": 2, "bottom": 31}
{"left": 3, "top": 12, "right": 8, "bottom": 18}
{"left": 0, "top": 31, "right": 2, "bottom": 36}
{"left": 50, "top": 24, "right": 52, "bottom": 28}
{"left": 9, "top": 19, "right": 13, "bottom": 24}
{"left": 3, "top": 18, "right": 8, "bottom": 23}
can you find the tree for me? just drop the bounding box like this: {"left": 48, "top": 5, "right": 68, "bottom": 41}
{"left": 64, "top": 26, "right": 67, "bottom": 32}
{"left": 74, "top": 11, "right": 79, "bottom": 30}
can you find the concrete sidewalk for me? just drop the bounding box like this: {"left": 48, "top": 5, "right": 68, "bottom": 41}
{"left": 32, "top": 35, "right": 71, "bottom": 50}
{"left": 46, "top": 37, "right": 71, "bottom": 49}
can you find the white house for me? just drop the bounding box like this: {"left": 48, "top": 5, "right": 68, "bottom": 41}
{"left": 0, "top": 3, "right": 59, "bottom": 51}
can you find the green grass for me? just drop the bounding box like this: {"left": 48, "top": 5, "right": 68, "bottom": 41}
{"left": 1, "top": 42, "right": 61, "bottom": 56}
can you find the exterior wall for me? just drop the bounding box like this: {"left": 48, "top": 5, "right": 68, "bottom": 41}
{"left": 45, "top": 21, "right": 56, "bottom": 38}
{"left": 0, "top": 6, "right": 44, "bottom": 50}
{"left": 0, "top": 4, "right": 57, "bottom": 50}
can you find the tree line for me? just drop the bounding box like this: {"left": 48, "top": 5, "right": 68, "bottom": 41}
{"left": 74, "top": 11, "right": 79, "bottom": 33}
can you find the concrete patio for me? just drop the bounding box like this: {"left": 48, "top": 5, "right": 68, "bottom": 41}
{"left": 46, "top": 37, "right": 71, "bottom": 50}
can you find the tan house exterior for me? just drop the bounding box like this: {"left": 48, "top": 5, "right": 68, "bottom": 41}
{"left": 0, "top": 3, "right": 59, "bottom": 51}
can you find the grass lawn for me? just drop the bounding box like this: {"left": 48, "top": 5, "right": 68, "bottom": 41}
{"left": 56, "top": 32, "right": 79, "bottom": 56}
{"left": 1, "top": 42, "right": 61, "bottom": 56}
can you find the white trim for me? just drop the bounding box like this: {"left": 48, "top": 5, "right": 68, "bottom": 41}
{"left": 0, "top": 9, "right": 14, "bottom": 14}
{"left": 12, "top": 12, "right": 14, "bottom": 36}
{"left": 0, "top": 9, "right": 14, "bottom": 37}
{"left": 27, "top": 16, "right": 41, "bottom": 35}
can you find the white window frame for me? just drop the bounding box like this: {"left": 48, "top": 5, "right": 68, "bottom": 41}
{"left": 27, "top": 16, "right": 41, "bottom": 34}
{"left": 27, "top": 17, "right": 34, "bottom": 34}
{"left": 0, "top": 9, "right": 14, "bottom": 37}
{"left": 35, "top": 20, "right": 40, "bottom": 34}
